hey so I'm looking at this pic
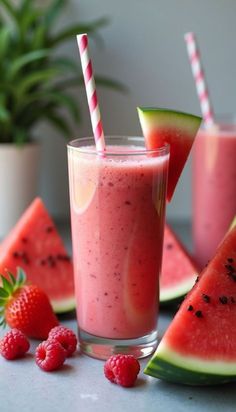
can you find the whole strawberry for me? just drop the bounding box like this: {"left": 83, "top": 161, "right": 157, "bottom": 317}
{"left": 0, "top": 268, "right": 59, "bottom": 339}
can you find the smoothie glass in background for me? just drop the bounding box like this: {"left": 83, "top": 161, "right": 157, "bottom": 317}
{"left": 68, "top": 136, "right": 169, "bottom": 360}
{"left": 192, "top": 116, "right": 236, "bottom": 269}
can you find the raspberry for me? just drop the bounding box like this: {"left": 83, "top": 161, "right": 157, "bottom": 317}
{"left": 35, "top": 340, "right": 66, "bottom": 372}
{"left": 0, "top": 329, "right": 30, "bottom": 360}
{"left": 48, "top": 326, "right": 77, "bottom": 357}
{"left": 104, "top": 354, "right": 140, "bottom": 387}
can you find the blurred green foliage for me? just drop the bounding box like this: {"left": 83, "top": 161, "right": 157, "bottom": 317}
{"left": 0, "top": 0, "right": 123, "bottom": 144}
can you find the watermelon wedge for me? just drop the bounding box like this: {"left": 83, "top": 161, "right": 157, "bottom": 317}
{"left": 145, "top": 220, "right": 236, "bottom": 385}
{"left": 0, "top": 198, "right": 75, "bottom": 314}
{"left": 137, "top": 108, "right": 202, "bottom": 201}
{"left": 160, "top": 224, "right": 199, "bottom": 305}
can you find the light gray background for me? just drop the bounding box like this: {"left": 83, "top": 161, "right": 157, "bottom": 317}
{"left": 38, "top": 0, "right": 236, "bottom": 220}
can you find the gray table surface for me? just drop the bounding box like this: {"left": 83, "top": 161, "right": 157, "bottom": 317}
{"left": 0, "top": 221, "right": 235, "bottom": 412}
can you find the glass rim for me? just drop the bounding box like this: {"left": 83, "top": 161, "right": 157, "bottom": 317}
{"left": 67, "top": 136, "right": 169, "bottom": 157}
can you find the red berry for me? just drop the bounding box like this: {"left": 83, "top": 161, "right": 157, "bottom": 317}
{"left": 104, "top": 354, "right": 140, "bottom": 387}
{"left": 0, "top": 329, "right": 30, "bottom": 360}
{"left": 0, "top": 268, "right": 58, "bottom": 340}
{"left": 48, "top": 326, "right": 77, "bottom": 357}
{"left": 35, "top": 340, "right": 66, "bottom": 372}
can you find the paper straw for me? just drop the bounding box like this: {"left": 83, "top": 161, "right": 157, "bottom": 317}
{"left": 184, "top": 32, "right": 214, "bottom": 126}
{"left": 77, "top": 33, "right": 106, "bottom": 152}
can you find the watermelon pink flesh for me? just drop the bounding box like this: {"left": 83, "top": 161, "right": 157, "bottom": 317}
{"left": 0, "top": 197, "right": 75, "bottom": 312}
{"left": 163, "top": 223, "right": 236, "bottom": 361}
{"left": 160, "top": 224, "right": 199, "bottom": 302}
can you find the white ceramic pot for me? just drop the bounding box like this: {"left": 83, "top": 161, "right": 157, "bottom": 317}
{"left": 0, "top": 143, "right": 41, "bottom": 239}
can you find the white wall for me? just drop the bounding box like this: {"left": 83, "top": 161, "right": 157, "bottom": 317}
{"left": 39, "top": 0, "right": 236, "bottom": 220}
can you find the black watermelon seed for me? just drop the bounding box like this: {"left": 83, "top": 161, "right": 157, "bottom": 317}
{"left": 202, "top": 294, "right": 210, "bottom": 303}
{"left": 22, "top": 254, "right": 30, "bottom": 264}
{"left": 219, "top": 296, "right": 228, "bottom": 304}
{"left": 227, "top": 258, "right": 234, "bottom": 263}
{"left": 230, "top": 297, "right": 235, "bottom": 303}
{"left": 46, "top": 226, "right": 54, "bottom": 233}
{"left": 187, "top": 305, "right": 193, "bottom": 311}
{"left": 195, "top": 310, "right": 203, "bottom": 318}
{"left": 13, "top": 251, "right": 19, "bottom": 258}
{"left": 228, "top": 272, "right": 236, "bottom": 281}
{"left": 21, "top": 237, "right": 28, "bottom": 244}
{"left": 124, "top": 200, "right": 131, "bottom": 205}
{"left": 225, "top": 264, "right": 235, "bottom": 272}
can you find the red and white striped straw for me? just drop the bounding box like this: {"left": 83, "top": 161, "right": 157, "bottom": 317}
{"left": 76, "top": 33, "right": 106, "bottom": 152}
{"left": 184, "top": 32, "right": 214, "bottom": 126}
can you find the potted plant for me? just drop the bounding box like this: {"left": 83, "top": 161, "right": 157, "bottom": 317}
{"left": 0, "top": 0, "right": 122, "bottom": 237}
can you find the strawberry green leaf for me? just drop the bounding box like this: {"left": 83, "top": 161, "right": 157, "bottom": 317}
{"left": 0, "top": 318, "right": 6, "bottom": 327}
{"left": 17, "top": 267, "right": 26, "bottom": 286}
{"left": 7, "top": 271, "right": 16, "bottom": 286}
{"left": 0, "top": 288, "right": 9, "bottom": 298}
{"left": 1, "top": 276, "right": 13, "bottom": 294}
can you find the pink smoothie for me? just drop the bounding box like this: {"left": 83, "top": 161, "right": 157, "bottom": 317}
{"left": 68, "top": 143, "right": 169, "bottom": 340}
{"left": 193, "top": 124, "right": 236, "bottom": 269}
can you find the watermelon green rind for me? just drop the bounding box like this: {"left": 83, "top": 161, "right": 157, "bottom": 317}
{"left": 51, "top": 296, "right": 76, "bottom": 314}
{"left": 145, "top": 342, "right": 236, "bottom": 385}
{"left": 229, "top": 216, "right": 236, "bottom": 231}
{"left": 160, "top": 275, "right": 197, "bottom": 303}
{"left": 145, "top": 222, "right": 236, "bottom": 386}
{"left": 137, "top": 107, "right": 202, "bottom": 135}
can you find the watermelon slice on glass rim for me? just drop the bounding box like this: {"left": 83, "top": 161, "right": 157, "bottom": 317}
{"left": 0, "top": 198, "right": 75, "bottom": 314}
{"left": 145, "top": 218, "right": 236, "bottom": 385}
{"left": 137, "top": 108, "right": 202, "bottom": 201}
{"left": 160, "top": 224, "right": 199, "bottom": 305}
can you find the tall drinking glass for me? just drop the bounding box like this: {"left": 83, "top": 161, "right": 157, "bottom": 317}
{"left": 192, "top": 117, "right": 236, "bottom": 269}
{"left": 68, "top": 136, "right": 169, "bottom": 359}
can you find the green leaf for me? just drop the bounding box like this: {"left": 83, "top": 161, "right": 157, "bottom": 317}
{"left": 0, "top": 298, "right": 7, "bottom": 306}
{"left": 0, "top": 27, "right": 11, "bottom": 60}
{"left": 1, "top": 276, "right": 13, "bottom": 295}
{"left": 12, "top": 128, "right": 28, "bottom": 145}
{"left": 8, "top": 49, "right": 50, "bottom": 80}
{"left": 49, "top": 17, "right": 109, "bottom": 46}
{"left": 0, "top": 288, "right": 9, "bottom": 298}
{"left": 42, "top": 91, "right": 80, "bottom": 122}
{"left": 56, "top": 75, "right": 127, "bottom": 93}
{"left": 19, "top": 0, "right": 33, "bottom": 13}
{"left": 16, "top": 267, "right": 26, "bottom": 286}
{"left": 96, "top": 76, "right": 128, "bottom": 93}
{"left": 0, "top": 105, "right": 10, "bottom": 123}
{"left": 18, "top": 9, "right": 42, "bottom": 41}
{"left": 0, "top": 318, "right": 6, "bottom": 327}
{"left": 7, "top": 272, "right": 16, "bottom": 286}
{"left": 0, "top": 0, "right": 18, "bottom": 23}
{"left": 44, "top": 0, "right": 65, "bottom": 27}
{"left": 44, "top": 110, "right": 72, "bottom": 137}
{"left": 15, "top": 68, "right": 61, "bottom": 98}
{"left": 50, "top": 57, "right": 79, "bottom": 74}
{"left": 31, "top": 24, "right": 47, "bottom": 50}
